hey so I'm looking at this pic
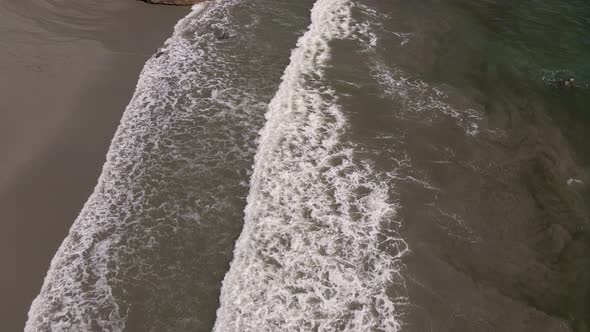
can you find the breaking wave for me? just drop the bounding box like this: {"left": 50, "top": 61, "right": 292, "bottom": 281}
{"left": 214, "top": 1, "right": 408, "bottom": 330}
{"left": 26, "top": 1, "right": 312, "bottom": 330}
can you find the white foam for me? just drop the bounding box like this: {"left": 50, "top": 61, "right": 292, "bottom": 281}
{"left": 25, "top": 5, "right": 216, "bottom": 330}
{"left": 540, "top": 69, "right": 575, "bottom": 86}
{"left": 566, "top": 177, "right": 583, "bottom": 186}
{"left": 350, "top": 3, "right": 482, "bottom": 137}
{"left": 436, "top": 209, "right": 481, "bottom": 244}
{"left": 214, "top": 1, "right": 407, "bottom": 330}
{"left": 26, "top": 0, "right": 290, "bottom": 330}
{"left": 172, "top": 1, "right": 210, "bottom": 34}
{"left": 370, "top": 60, "right": 482, "bottom": 136}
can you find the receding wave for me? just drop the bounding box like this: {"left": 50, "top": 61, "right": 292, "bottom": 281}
{"left": 26, "top": 1, "right": 313, "bottom": 330}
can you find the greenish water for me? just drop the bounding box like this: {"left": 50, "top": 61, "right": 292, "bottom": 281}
{"left": 354, "top": 0, "right": 589, "bottom": 330}
{"left": 422, "top": 0, "right": 590, "bottom": 329}
{"left": 436, "top": 0, "right": 590, "bottom": 162}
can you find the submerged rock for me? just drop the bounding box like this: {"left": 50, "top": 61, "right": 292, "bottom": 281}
{"left": 143, "top": 0, "right": 204, "bottom": 5}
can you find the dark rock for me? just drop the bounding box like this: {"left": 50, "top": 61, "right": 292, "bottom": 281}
{"left": 143, "top": 0, "right": 204, "bottom": 6}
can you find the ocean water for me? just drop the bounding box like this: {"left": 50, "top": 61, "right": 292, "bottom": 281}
{"left": 27, "top": 0, "right": 589, "bottom": 331}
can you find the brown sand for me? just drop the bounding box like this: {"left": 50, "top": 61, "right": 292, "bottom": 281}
{"left": 0, "top": 0, "right": 187, "bottom": 329}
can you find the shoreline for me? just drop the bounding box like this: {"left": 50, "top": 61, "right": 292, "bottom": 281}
{"left": 0, "top": 1, "right": 187, "bottom": 329}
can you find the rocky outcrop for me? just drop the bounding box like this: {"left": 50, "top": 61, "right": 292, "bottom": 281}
{"left": 143, "top": 0, "right": 204, "bottom": 5}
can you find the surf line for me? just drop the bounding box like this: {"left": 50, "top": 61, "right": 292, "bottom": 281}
{"left": 25, "top": 2, "right": 223, "bottom": 331}
{"left": 214, "top": 0, "right": 407, "bottom": 331}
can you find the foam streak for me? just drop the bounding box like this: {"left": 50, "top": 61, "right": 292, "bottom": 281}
{"left": 214, "top": 1, "right": 407, "bottom": 330}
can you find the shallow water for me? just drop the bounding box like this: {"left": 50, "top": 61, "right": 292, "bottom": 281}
{"left": 27, "top": 0, "right": 589, "bottom": 331}
{"left": 27, "top": 1, "right": 315, "bottom": 330}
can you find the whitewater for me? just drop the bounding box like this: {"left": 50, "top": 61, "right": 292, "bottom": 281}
{"left": 24, "top": 0, "right": 491, "bottom": 330}
{"left": 214, "top": 0, "right": 408, "bottom": 330}
{"left": 23, "top": 0, "right": 590, "bottom": 329}
{"left": 26, "top": 0, "right": 316, "bottom": 330}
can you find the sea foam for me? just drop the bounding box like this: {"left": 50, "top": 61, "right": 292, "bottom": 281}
{"left": 214, "top": 0, "right": 408, "bottom": 330}
{"left": 26, "top": 0, "right": 311, "bottom": 330}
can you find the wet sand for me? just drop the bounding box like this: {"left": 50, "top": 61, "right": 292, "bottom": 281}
{"left": 0, "top": 1, "right": 187, "bottom": 329}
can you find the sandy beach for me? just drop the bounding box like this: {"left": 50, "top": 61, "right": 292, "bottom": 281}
{"left": 5, "top": 0, "right": 588, "bottom": 331}
{"left": 0, "top": 0, "right": 187, "bottom": 329}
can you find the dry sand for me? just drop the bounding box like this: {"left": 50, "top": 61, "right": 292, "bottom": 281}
{"left": 0, "top": 0, "right": 187, "bottom": 329}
